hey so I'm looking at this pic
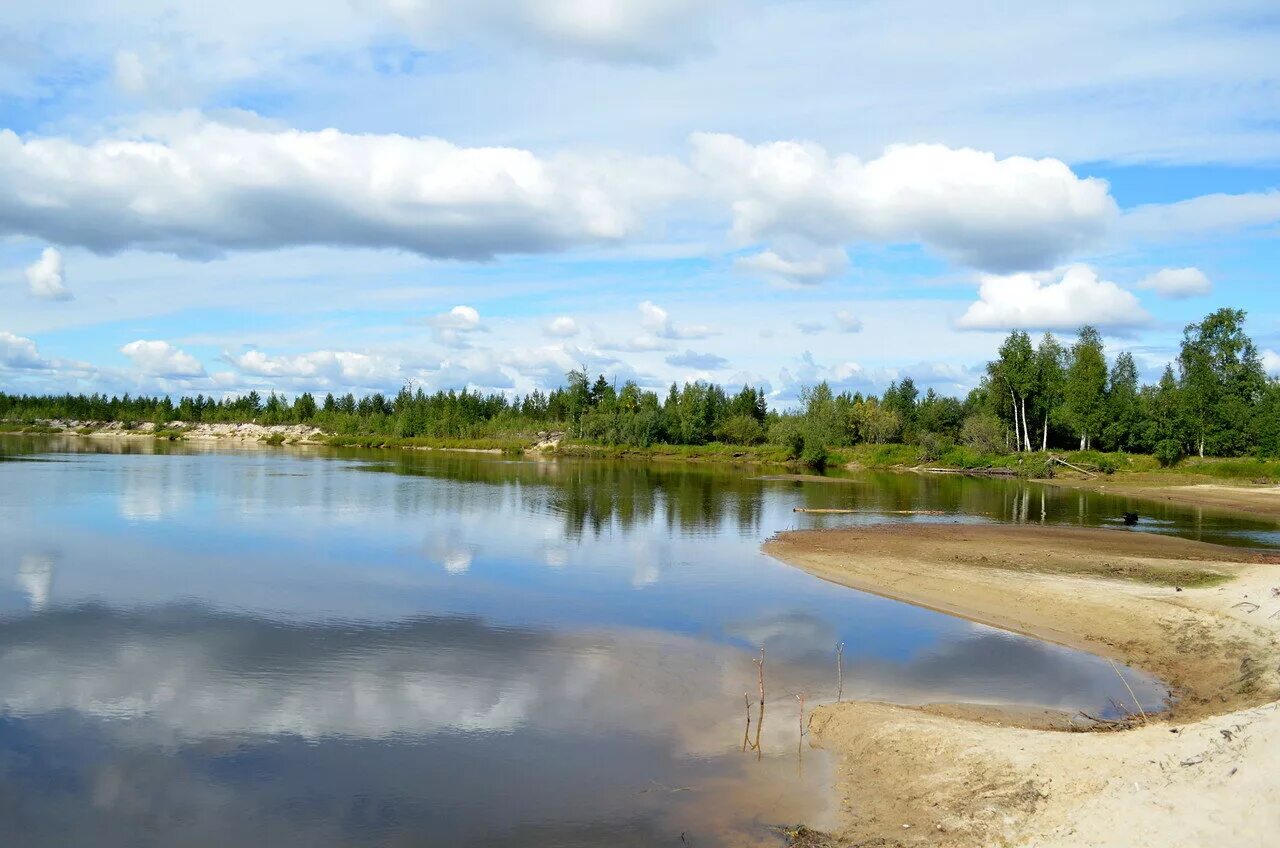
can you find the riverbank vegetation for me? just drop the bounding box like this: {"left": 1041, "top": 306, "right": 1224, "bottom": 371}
{"left": 3, "top": 308, "right": 1278, "bottom": 474}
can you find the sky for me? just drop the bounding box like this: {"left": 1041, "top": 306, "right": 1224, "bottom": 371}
{"left": 1, "top": 0, "right": 1279, "bottom": 405}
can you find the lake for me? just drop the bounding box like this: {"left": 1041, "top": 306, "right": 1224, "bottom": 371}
{"left": 2, "top": 436, "right": 1275, "bottom": 846}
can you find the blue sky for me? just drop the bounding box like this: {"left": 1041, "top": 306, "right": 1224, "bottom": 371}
{"left": 1, "top": 0, "right": 1279, "bottom": 404}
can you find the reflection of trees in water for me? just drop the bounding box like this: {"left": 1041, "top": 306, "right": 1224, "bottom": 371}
{"left": 366, "top": 453, "right": 766, "bottom": 540}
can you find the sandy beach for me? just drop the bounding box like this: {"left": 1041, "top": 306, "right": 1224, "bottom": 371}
{"left": 764, "top": 523, "right": 1280, "bottom": 847}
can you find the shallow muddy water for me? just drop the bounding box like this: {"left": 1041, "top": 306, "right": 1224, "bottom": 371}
{"left": 2, "top": 436, "right": 1275, "bottom": 846}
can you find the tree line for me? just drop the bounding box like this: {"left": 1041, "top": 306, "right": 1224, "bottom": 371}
{"left": 2, "top": 308, "right": 1276, "bottom": 464}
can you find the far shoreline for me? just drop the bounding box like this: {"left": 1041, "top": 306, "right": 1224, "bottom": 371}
{"left": 8, "top": 419, "right": 1280, "bottom": 519}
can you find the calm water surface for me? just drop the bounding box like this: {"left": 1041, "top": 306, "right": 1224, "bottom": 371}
{"left": 2, "top": 436, "right": 1277, "bottom": 846}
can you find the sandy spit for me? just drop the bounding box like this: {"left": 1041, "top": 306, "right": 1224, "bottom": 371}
{"left": 764, "top": 524, "right": 1280, "bottom": 847}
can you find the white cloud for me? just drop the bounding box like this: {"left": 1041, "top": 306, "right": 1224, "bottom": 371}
{"left": 733, "top": 246, "right": 848, "bottom": 286}
{"left": 1121, "top": 191, "right": 1280, "bottom": 242}
{"left": 1137, "top": 267, "right": 1212, "bottom": 299}
{"left": 231, "top": 349, "right": 398, "bottom": 385}
{"left": 1263, "top": 350, "right": 1280, "bottom": 378}
{"left": 543, "top": 316, "right": 580, "bottom": 338}
{"left": 23, "top": 247, "right": 72, "bottom": 301}
{"left": 427, "top": 304, "right": 485, "bottom": 347}
{"left": 0, "top": 331, "right": 53, "bottom": 370}
{"left": 638, "top": 300, "right": 712, "bottom": 339}
{"left": 693, "top": 134, "right": 1117, "bottom": 272}
{"left": 120, "top": 340, "right": 206, "bottom": 377}
{"left": 835, "top": 310, "right": 863, "bottom": 333}
{"left": 665, "top": 349, "right": 728, "bottom": 369}
{"left": 113, "top": 49, "right": 149, "bottom": 94}
{"left": 795, "top": 321, "right": 825, "bottom": 336}
{"left": 956, "top": 265, "right": 1151, "bottom": 331}
{"left": 370, "top": 0, "right": 727, "bottom": 64}
{"left": 0, "top": 118, "right": 685, "bottom": 260}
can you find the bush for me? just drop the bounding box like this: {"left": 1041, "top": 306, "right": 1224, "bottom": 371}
{"left": 1095, "top": 456, "right": 1119, "bottom": 474}
{"left": 1154, "top": 439, "right": 1183, "bottom": 468}
{"left": 960, "top": 412, "right": 1006, "bottom": 454}
{"left": 800, "top": 440, "right": 829, "bottom": 471}
{"left": 915, "top": 431, "right": 953, "bottom": 462}
{"left": 714, "top": 414, "right": 766, "bottom": 445}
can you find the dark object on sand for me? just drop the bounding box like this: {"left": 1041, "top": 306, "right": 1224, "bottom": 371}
{"left": 1122, "top": 512, "right": 1139, "bottom": 526}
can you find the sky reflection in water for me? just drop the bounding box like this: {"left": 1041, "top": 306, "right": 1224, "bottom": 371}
{"left": 3, "top": 437, "right": 1274, "bottom": 845}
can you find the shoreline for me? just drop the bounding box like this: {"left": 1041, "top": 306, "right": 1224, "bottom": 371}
{"left": 1042, "top": 474, "right": 1280, "bottom": 519}
{"left": 764, "top": 523, "right": 1280, "bottom": 847}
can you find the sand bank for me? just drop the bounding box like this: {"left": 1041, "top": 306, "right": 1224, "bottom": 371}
{"left": 764, "top": 524, "right": 1280, "bottom": 847}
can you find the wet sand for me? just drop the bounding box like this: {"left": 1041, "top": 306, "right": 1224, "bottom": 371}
{"left": 764, "top": 524, "right": 1280, "bottom": 847}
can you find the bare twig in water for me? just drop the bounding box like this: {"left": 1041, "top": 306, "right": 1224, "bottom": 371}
{"left": 753, "top": 646, "right": 766, "bottom": 706}
{"left": 1232, "top": 601, "right": 1260, "bottom": 613}
{"left": 835, "top": 642, "right": 844, "bottom": 702}
{"left": 1107, "top": 658, "right": 1148, "bottom": 725}
{"left": 742, "top": 693, "right": 752, "bottom": 753}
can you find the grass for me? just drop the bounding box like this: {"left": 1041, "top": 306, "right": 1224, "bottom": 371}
{"left": 0, "top": 422, "right": 61, "bottom": 434}
{"left": 322, "top": 434, "right": 530, "bottom": 454}
{"left": 553, "top": 440, "right": 796, "bottom": 464}
{"left": 1172, "top": 457, "right": 1280, "bottom": 482}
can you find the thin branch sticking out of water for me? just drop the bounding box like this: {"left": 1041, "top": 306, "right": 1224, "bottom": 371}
{"left": 1107, "top": 658, "right": 1148, "bottom": 725}
{"left": 753, "top": 646, "right": 766, "bottom": 707}
{"left": 835, "top": 642, "right": 844, "bottom": 702}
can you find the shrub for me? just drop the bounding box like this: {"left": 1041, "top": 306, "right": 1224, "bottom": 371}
{"left": 915, "top": 431, "right": 953, "bottom": 462}
{"left": 714, "top": 414, "right": 766, "bottom": 445}
{"left": 960, "top": 412, "right": 1006, "bottom": 454}
{"left": 1154, "top": 439, "right": 1183, "bottom": 468}
{"left": 800, "top": 440, "right": 829, "bottom": 471}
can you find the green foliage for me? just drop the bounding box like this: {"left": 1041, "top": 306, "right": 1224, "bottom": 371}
{"left": 800, "top": 440, "right": 828, "bottom": 471}
{"left": 1063, "top": 326, "right": 1108, "bottom": 449}
{"left": 960, "top": 412, "right": 1006, "bottom": 454}
{"left": 714, "top": 413, "right": 766, "bottom": 445}
{"left": 1154, "top": 439, "right": 1184, "bottom": 468}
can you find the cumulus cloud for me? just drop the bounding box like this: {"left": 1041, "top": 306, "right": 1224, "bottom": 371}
{"left": 638, "top": 300, "right": 712, "bottom": 340}
{"left": 665, "top": 349, "right": 729, "bottom": 369}
{"left": 1263, "top": 350, "right": 1280, "bottom": 378}
{"left": 0, "top": 118, "right": 684, "bottom": 260}
{"left": 0, "top": 331, "right": 53, "bottom": 370}
{"left": 693, "top": 134, "right": 1117, "bottom": 272}
{"left": 1136, "top": 267, "right": 1212, "bottom": 299}
{"left": 120, "top": 340, "right": 206, "bottom": 377}
{"left": 956, "top": 265, "right": 1151, "bottom": 331}
{"left": 733, "top": 246, "right": 848, "bottom": 286}
{"left": 231, "top": 349, "right": 399, "bottom": 386}
{"left": 795, "top": 321, "right": 825, "bottom": 335}
{"left": 371, "top": 0, "right": 727, "bottom": 64}
{"left": 23, "top": 247, "right": 72, "bottom": 301}
{"left": 427, "top": 304, "right": 485, "bottom": 347}
{"left": 835, "top": 310, "right": 863, "bottom": 333}
{"left": 543, "top": 316, "right": 580, "bottom": 338}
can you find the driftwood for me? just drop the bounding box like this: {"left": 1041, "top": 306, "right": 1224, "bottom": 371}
{"left": 918, "top": 466, "right": 1019, "bottom": 477}
{"left": 1047, "top": 454, "right": 1098, "bottom": 478}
